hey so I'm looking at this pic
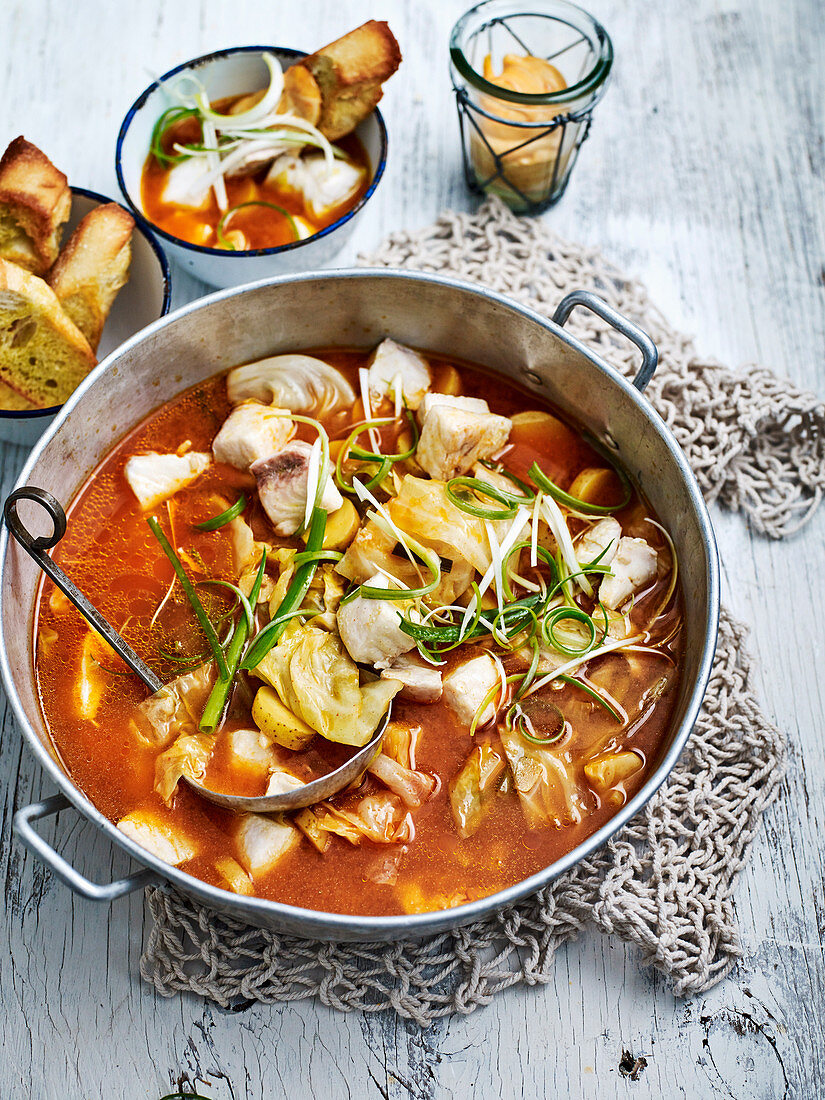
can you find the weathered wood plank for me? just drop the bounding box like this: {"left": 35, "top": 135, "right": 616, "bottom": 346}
{"left": 0, "top": 0, "right": 822, "bottom": 1097}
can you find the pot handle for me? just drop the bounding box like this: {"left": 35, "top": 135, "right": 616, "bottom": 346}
{"left": 14, "top": 793, "right": 157, "bottom": 901}
{"left": 552, "top": 290, "right": 658, "bottom": 392}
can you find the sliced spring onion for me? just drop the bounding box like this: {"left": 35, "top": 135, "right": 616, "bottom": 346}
{"left": 644, "top": 517, "right": 679, "bottom": 623}
{"left": 399, "top": 591, "right": 544, "bottom": 647}
{"left": 291, "top": 548, "right": 343, "bottom": 567}
{"left": 523, "top": 633, "right": 645, "bottom": 699}
{"left": 195, "top": 579, "right": 254, "bottom": 633}
{"left": 147, "top": 516, "right": 228, "bottom": 680}
{"left": 490, "top": 603, "right": 540, "bottom": 648}
{"left": 195, "top": 52, "right": 284, "bottom": 128}
{"left": 358, "top": 527, "right": 440, "bottom": 601}
{"left": 541, "top": 605, "right": 597, "bottom": 656}
{"left": 198, "top": 551, "right": 267, "bottom": 733}
{"left": 500, "top": 540, "right": 557, "bottom": 602}
{"left": 506, "top": 699, "right": 567, "bottom": 746}
{"left": 445, "top": 477, "right": 519, "bottom": 520}
{"left": 514, "top": 638, "right": 542, "bottom": 701}
{"left": 557, "top": 673, "right": 624, "bottom": 722}
{"left": 215, "top": 201, "right": 298, "bottom": 249}
{"left": 335, "top": 413, "right": 418, "bottom": 493}
{"left": 539, "top": 492, "right": 592, "bottom": 599}
{"left": 469, "top": 672, "right": 520, "bottom": 736}
{"left": 459, "top": 508, "right": 531, "bottom": 635}
{"left": 150, "top": 106, "right": 200, "bottom": 166}
{"left": 529, "top": 459, "right": 631, "bottom": 516}
{"left": 240, "top": 508, "right": 327, "bottom": 669}
{"left": 193, "top": 494, "right": 246, "bottom": 531}
{"left": 478, "top": 461, "right": 536, "bottom": 503}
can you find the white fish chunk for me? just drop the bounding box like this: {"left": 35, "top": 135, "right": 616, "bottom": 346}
{"left": 227, "top": 353, "right": 355, "bottom": 414}
{"left": 576, "top": 517, "right": 622, "bottom": 566}
{"left": 381, "top": 653, "right": 443, "bottom": 703}
{"left": 599, "top": 536, "right": 658, "bottom": 610}
{"left": 124, "top": 451, "right": 210, "bottom": 511}
{"left": 265, "top": 153, "right": 365, "bottom": 219}
{"left": 336, "top": 574, "right": 417, "bottom": 669}
{"left": 417, "top": 397, "right": 511, "bottom": 481}
{"left": 226, "top": 727, "right": 277, "bottom": 776}
{"left": 160, "top": 157, "right": 212, "bottom": 209}
{"left": 418, "top": 392, "right": 490, "bottom": 421}
{"left": 212, "top": 401, "right": 295, "bottom": 469}
{"left": 368, "top": 338, "right": 431, "bottom": 411}
{"left": 235, "top": 813, "right": 301, "bottom": 878}
{"left": 116, "top": 811, "right": 197, "bottom": 866}
{"left": 442, "top": 653, "right": 500, "bottom": 729}
{"left": 252, "top": 440, "right": 343, "bottom": 536}
{"left": 265, "top": 771, "right": 305, "bottom": 796}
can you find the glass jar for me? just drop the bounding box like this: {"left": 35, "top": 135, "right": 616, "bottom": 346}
{"left": 450, "top": 0, "right": 613, "bottom": 213}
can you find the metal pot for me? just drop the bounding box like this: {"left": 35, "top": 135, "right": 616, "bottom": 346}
{"left": 0, "top": 271, "right": 719, "bottom": 941}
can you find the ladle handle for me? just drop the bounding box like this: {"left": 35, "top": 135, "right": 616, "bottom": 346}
{"left": 3, "top": 486, "right": 163, "bottom": 693}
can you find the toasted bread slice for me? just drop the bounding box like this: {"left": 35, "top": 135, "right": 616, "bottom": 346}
{"left": 0, "top": 379, "right": 37, "bottom": 411}
{"left": 48, "top": 203, "right": 134, "bottom": 351}
{"left": 0, "top": 258, "right": 96, "bottom": 407}
{"left": 0, "top": 137, "right": 71, "bottom": 275}
{"left": 300, "top": 21, "right": 401, "bottom": 140}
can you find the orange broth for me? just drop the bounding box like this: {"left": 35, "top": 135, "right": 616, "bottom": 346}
{"left": 33, "top": 352, "right": 684, "bottom": 916}
{"left": 141, "top": 100, "right": 370, "bottom": 250}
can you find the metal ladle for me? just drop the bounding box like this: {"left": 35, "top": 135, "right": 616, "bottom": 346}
{"left": 4, "top": 486, "right": 387, "bottom": 813}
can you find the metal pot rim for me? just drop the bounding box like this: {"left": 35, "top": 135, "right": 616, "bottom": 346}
{"left": 0, "top": 268, "right": 719, "bottom": 939}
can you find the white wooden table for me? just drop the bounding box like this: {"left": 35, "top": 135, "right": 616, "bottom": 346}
{"left": 1, "top": 1, "right": 822, "bottom": 1097}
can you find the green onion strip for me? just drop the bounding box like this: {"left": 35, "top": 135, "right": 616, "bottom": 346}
{"left": 445, "top": 477, "right": 519, "bottom": 520}
{"left": 335, "top": 412, "right": 418, "bottom": 494}
{"left": 216, "top": 201, "right": 299, "bottom": 249}
{"left": 529, "top": 460, "right": 631, "bottom": 516}
{"left": 199, "top": 550, "right": 268, "bottom": 732}
{"left": 195, "top": 579, "right": 255, "bottom": 633}
{"left": 240, "top": 508, "right": 327, "bottom": 670}
{"left": 150, "top": 106, "right": 201, "bottom": 166}
{"left": 147, "top": 516, "right": 228, "bottom": 680}
{"left": 193, "top": 494, "right": 246, "bottom": 531}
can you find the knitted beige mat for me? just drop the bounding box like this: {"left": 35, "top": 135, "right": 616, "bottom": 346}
{"left": 141, "top": 199, "right": 821, "bottom": 1022}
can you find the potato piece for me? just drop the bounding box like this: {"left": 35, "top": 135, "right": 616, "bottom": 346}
{"left": 431, "top": 363, "right": 462, "bottom": 397}
{"left": 252, "top": 685, "right": 315, "bottom": 750}
{"left": 301, "top": 498, "right": 359, "bottom": 551}
{"left": 215, "top": 856, "right": 254, "bottom": 896}
{"left": 568, "top": 467, "right": 624, "bottom": 508}
{"left": 294, "top": 807, "right": 332, "bottom": 853}
{"left": 584, "top": 750, "right": 643, "bottom": 791}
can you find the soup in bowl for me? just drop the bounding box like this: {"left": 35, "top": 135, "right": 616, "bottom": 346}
{"left": 1, "top": 272, "right": 718, "bottom": 939}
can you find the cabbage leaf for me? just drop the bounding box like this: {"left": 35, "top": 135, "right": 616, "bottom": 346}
{"left": 254, "top": 623, "right": 400, "bottom": 747}
{"left": 499, "top": 724, "right": 590, "bottom": 829}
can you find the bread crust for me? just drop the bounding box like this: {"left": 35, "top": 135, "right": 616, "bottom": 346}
{"left": 48, "top": 203, "right": 134, "bottom": 351}
{"left": 301, "top": 21, "right": 402, "bottom": 141}
{"left": 0, "top": 137, "right": 71, "bottom": 273}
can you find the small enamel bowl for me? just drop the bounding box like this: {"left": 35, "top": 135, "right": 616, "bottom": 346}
{"left": 116, "top": 46, "right": 389, "bottom": 289}
{"left": 0, "top": 186, "right": 171, "bottom": 449}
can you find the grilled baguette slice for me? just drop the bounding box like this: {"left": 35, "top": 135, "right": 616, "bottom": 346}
{"left": 0, "top": 137, "right": 71, "bottom": 275}
{"left": 0, "top": 258, "right": 96, "bottom": 407}
{"left": 299, "top": 21, "right": 401, "bottom": 141}
{"left": 48, "top": 203, "right": 134, "bottom": 351}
